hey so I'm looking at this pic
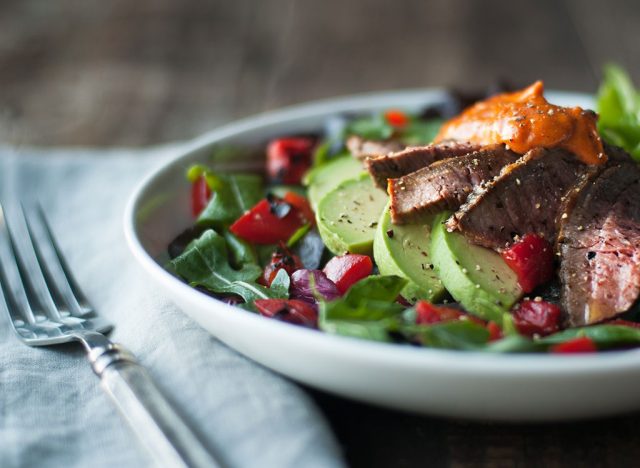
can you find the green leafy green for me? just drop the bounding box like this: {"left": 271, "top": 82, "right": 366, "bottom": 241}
{"left": 402, "top": 118, "right": 444, "bottom": 145}
{"left": 196, "top": 172, "right": 263, "bottom": 227}
{"left": 346, "top": 113, "right": 442, "bottom": 146}
{"left": 347, "top": 114, "right": 395, "bottom": 140}
{"left": 319, "top": 275, "right": 407, "bottom": 342}
{"left": 539, "top": 324, "right": 640, "bottom": 348}
{"left": 223, "top": 231, "right": 257, "bottom": 268}
{"left": 168, "top": 229, "right": 287, "bottom": 302}
{"left": 597, "top": 65, "right": 640, "bottom": 161}
{"left": 407, "top": 320, "right": 490, "bottom": 350}
{"left": 484, "top": 335, "right": 542, "bottom": 353}
{"left": 268, "top": 269, "right": 291, "bottom": 298}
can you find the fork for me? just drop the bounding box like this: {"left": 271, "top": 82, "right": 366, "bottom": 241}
{"left": 0, "top": 202, "right": 220, "bottom": 468}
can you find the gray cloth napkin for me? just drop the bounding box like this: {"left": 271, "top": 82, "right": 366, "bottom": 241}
{"left": 0, "top": 145, "right": 344, "bottom": 468}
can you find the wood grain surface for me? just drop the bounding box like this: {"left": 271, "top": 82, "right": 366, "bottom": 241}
{"left": 2, "top": 1, "right": 640, "bottom": 467}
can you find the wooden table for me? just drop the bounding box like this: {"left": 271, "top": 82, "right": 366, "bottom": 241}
{"left": 2, "top": 1, "right": 639, "bottom": 466}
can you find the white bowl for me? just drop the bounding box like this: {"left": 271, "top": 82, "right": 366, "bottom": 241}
{"left": 124, "top": 89, "right": 640, "bottom": 421}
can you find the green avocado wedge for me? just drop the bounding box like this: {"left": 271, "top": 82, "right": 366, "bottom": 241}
{"left": 317, "top": 173, "right": 388, "bottom": 255}
{"left": 430, "top": 212, "right": 522, "bottom": 323}
{"left": 373, "top": 205, "right": 445, "bottom": 303}
{"left": 303, "top": 156, "right": 364, "bottom": 210}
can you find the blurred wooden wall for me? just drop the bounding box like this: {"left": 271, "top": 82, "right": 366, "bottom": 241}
{"left": 0, "top": 0, "right": 637, "bottom": 146}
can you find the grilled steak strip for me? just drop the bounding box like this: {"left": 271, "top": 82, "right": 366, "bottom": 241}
{"left": 557, "top": 159, "right": 640, "bottom": 326}
{"left": 388, "top": 145, "right": 517, "bottom": 224}
{"left": 346, "top": 135, "right": 405, "bottom": 161}
{"left": 446, "top": 148, "right": 592, "bottom": 251}
{"left": 365, "top": 142, "right": 481, "bottom": 189}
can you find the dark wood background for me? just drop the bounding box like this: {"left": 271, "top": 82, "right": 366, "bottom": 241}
{"left": 2, "top": 0, "right": 640, "bottom": 467}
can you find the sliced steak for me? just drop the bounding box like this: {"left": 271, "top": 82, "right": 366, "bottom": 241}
{"left": 345, "top": 135, "right": 405, "bottom": 160}
{"left": 365, "top": 142, "right": 481, "bottom": 189}
{"left": 557, "top": 160, "right": 640, "bottom": 326}
{"left": 446, "top": 148, "right": 592, "bottom": 251}
{"left": 388, "top": 145, "right": 517, "bottom": 224}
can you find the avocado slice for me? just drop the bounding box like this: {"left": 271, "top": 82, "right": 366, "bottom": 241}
{"left": 303, "top": 156, "right": 363, "bottom": 210}
{"left": 317, "top": 173, "right": 388, "bottom": 255}
{"left": 430, "top": 212, "right": 522, "bottom": 323}
{"left": 374, "top": 205, "right": 445, "bottom": 303}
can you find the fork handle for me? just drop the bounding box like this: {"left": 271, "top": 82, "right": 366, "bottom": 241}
{"left": 89, "top": 341, "right": 221, "bottom": 468}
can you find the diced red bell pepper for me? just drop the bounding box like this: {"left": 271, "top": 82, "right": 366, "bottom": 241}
{"left": 486, "top": 321, "right": 503, "bottom": 342}
{"left": 384, "top": 109, "right": 410, "bottom": 129}
{"left": 191, "top": 175, "right": 212, "bottom": 217}
{"left": 230, "top": 197, "right": 305, "bottom": 244}
{"left": 254, "top": 299, "right": 318, "bottom": 328}
{"left": 266, "top": 137, "right": 315, "bottom": 185}
{"left": 322, "top": 254, "right": 373, "bottom": 294}
{"left": 261, "top": 244, "right": 304, "bottom": 286}
{"left": 283, "top": 191, "right": 315, "bottom": 225}
{"left": 415, "top": 301, "right": 465, "bottom": 325}
{"left": 501, "top": 233, "right": 554, "bottom": 293}
{"left": 512, "top": 299, "right": 562, "bottom": 337}
{"left": 550, "top": 336, "right": 597, "bottom": 354}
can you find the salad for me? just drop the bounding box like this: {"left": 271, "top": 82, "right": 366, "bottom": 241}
{"left": 167, "top": 66, "right": 640, "bottom": 354}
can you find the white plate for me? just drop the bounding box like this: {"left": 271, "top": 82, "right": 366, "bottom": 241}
{"left": 124, "top": 89, "right": 640, "bottom": 421}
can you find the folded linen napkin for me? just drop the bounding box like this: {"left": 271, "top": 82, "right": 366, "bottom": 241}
{"left": 0, "top": 145, "right": 344, "bottom": 468}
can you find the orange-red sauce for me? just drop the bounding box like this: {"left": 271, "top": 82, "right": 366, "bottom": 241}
{"left": 434, "top": 81, "right": 606, "bottom": 164}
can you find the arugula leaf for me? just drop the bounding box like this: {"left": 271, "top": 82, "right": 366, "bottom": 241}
{"left": 323, "top": 318, "right": 401, "bottom": 342}
{"left": 401, "top": 118, "right": 443, "bottom": 145}
{"left": 597, "top": 65, "right": 640, "bottom": 162}
{"left": 319, "top": 275, "right": 407, "bottom": 342}
{"left": 197, "top": 173, "right": 263, "bottom": 226}
{"left": 223, "top": 231, "right": 257, "bottom": 268}
{"left": 169, "top": 229, "right": 285, "bottom": 302}
{"left": 484, "top": 335, "right": 542, "bottom": 353}
{"left": 347, "top": 114, "right": 394, "bottom": 140}
{"left": 406, "top": 320, "right": 490, "bottom": 350}
{"left": 269, "top": 269, "right": 291, "bottom": 298}
{"left": 538, "top": 324, "right": 640, "bottom": 348}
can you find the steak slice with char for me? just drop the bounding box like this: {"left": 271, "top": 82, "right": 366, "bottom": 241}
{"left": 365, "top": 142, "right": 481, "bottom": 189}
{"left": 446, "top": 147, "right": 592, "bottom": 251}
{"left": 345, "top": 135, "right": 405, "bottom": 160}
{"left": 557, "top": 160, "right": 640, "bottom": 326}
{"left": 388, "top": 145, "right": 517, "bottom": 224}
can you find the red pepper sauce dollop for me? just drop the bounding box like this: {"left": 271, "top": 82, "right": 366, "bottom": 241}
{"left": 434, "top": 81, "right": 606, "bottom": 165}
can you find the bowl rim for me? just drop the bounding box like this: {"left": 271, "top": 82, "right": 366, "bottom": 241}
{"left": 123, "top": 87, "right": 640, "bottom": 378}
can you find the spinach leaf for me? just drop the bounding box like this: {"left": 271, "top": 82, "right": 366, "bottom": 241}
{"left": 539, "top": 324, "right": 640, "bottom": 348}
{"left": 197, "top": 173, "right": 263, "bottom": 226}
{"left": 169, "top": 229, "right": 285, "bottom": 302}
{"left": 405, "top": 320, "right": 490, "bottom": 350}
{"left": 319, "top": 275, "right": 407, "bottom": 342}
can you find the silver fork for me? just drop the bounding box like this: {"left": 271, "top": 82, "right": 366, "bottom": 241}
{"left": 0, "top": 202, "right": 220, "bottom": 468}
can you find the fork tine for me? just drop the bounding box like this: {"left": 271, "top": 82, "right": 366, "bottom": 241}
{"left": 0, "top": 202, "right": 38, "bottom": 326}
{"left": 2, "top": 202, "right": 67, "bottom": 327}
{"left": 25, "top": 204, "right": 93, "bottom": 317}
